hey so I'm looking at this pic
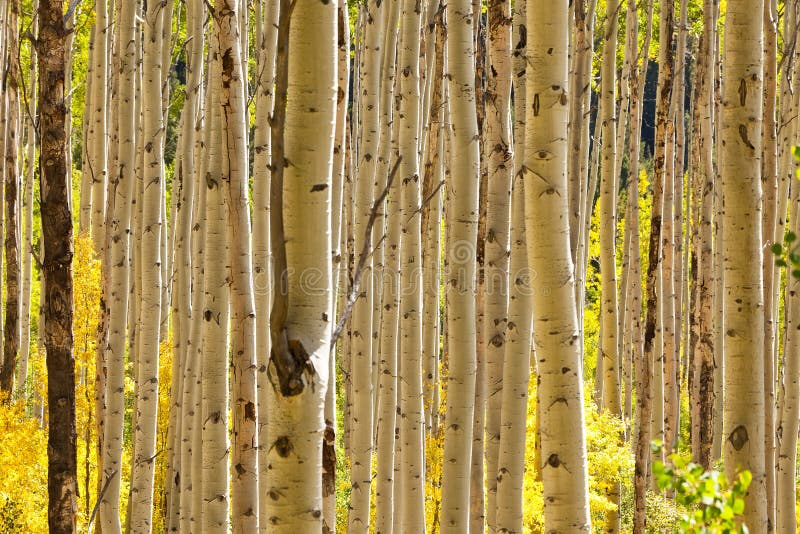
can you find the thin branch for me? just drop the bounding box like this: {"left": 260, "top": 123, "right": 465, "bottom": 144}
{"left": 330, "top": 156, "right": 402, "bottom": 349}
{"left": 86, "top": 469, "right": 118, "bottom": 534}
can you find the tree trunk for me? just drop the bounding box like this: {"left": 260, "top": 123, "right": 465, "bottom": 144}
{"left": 264, "top": 0, "right": 336, "bottom": 530}
{"left": 253, "top": 0, "right": 278, "bottom": 528}
{"left": 213, "top": 0, "right": 261, "bottom": 529}
{"left": 775, "top": 4, "right": 800, "bottom": 531}
{"left": 129, "top": 0, "right": 166, "bottom": 528}
{"left": 0, "top": 0, "right": 20, "bottom": 397}
{"left": 598, "top": 1, "right": 621, "bottom": 529}
{"left": 721, "top": 0, "right": 768, "bottom": 529}
{"left": 347, "top": 4, "right": 382, "bottom": 530}
{"left": 98, "top": 0, "right": 139, "bottom": 531}
{"left": 689, "top": 0, "right": 717, "bottom": 471}
{"left": 494, "top": 9, "right": 530, "bottom": 525}
{"left": 525, "top": 1, "right": 591, "bottom": 530}
{"left": 483, "top": 3, "right": 512, "bottom": 530}
{"left": 88, "top": 0, "right": 109, "bottom": 252}
{"left": 440, "top": 0, "right": 480, "bottom": 529}
{"left": 39, "top": 0, "right": 78, "bottom": 529}
{"left": 16, "top": 10, "right": 36, "bottom": 395}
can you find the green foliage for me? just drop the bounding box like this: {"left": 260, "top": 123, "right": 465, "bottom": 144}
{"left": 651, "top": 443, "right": 751, "bottom": 533}
{"left": 771, "top": 147, "right": 800, "bottom": 278}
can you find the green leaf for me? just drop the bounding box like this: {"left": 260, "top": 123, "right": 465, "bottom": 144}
{"left": 777, "top": 259, "right": 787, "bottom": 267}
{"left": 792, "top": 145, "right": 800, "bottom": 162}
{"left": 786, "top": 231, "right": 797, "bottom": 243}
{"left": 771, "top": 243, "right": 784, "bottom": 255}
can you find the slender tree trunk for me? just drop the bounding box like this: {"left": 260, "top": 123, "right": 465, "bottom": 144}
{"left": 422, "top": 2, "right": 444, "bottom": 437}
{"left": 598, "top": 1, "right": 621, "bottom": 529}
{"left": 483, "top": 3, "right": 512, "bottom": 530}
{"left": 494, "top": 8, "right": 530, "bottom": 526}
{"left": 637, "top": 0, "right": 673, "bottom": 524}
{"left": 777, "top": 126, "right": 800, "bottom": 534}
{"left": 89, "top": 0, "right": 109, "bottom": 251}
{"left": 0, "top": 0, "right": 20, "bottom": 397}
{"left": 98, "top": 0, "right": 138, "bottom": 531}
{"left": 396, "top": 4, "right": 427, "bottom": 530}
{"left": 776, "top": 4, "right": 800, "bottom": 531}
{"left": 39, "top": 0, "right": 78, "bottom": 529}
{"left": 689, "top": 0, "right": 717, "bottom": 471}
{"left": 129, "top": 0, "right": 167, "bottom": 528}
{"left": 212, "top": 0, "right": 261, "bottom": 530}
{"left": 760, "top": 1, "right": 779, "bottom": 528}
{"left": 721, "top": 0, "right": 768, "bottom": 529}
{"left": 440, "top": 0, "right": 479, "bottom": 529}
{"left": 16, "top": 8, "right": 36, "bottom": 395}
{"left": 347, "top": 4, "right": 383, "bottom": 530}
{"left": 253, "top": 0, "right": 278, "bottom": 528}
{"left": 200, "top": 70, "right": 231, "bottom": 534}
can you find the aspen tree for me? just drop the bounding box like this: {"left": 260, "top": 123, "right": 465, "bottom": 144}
{"left": 129, "top": 0, "right": 167, "bottom": 528}
{"left": 721, "top": 0, "right": 768, "bottom": 529}
{"left": 440, "top": 0, "right": 480, "bottom": 529}
{"left": 39, "top": 0, "right": 78, "bottom": 529}
{"left": 421, "top": 1, "right": 444, "bottom": 435}
{"left": 630, "top": 1, "right": 654, "bottom": 528}
{"left": 483, "top": 2, "right": 513, "bottom": 529}
{"left": 525, "top": 0, "right": 591, "bottom": 530}
{"left": 16, "top": 4, "right": 36, "bottom": 394}
{"left": 166, "top": 2, "right": 204, "bottom": 530}
{"left": 644, "top": 0, "right": 674, "bottom": 492}
{"left": 760, "top": 1, "right": 779, "bottom": 526}
{"left": 396, "top": 3, "right": 427, "bottom": 530}
{"left": 619, "top": 0, "right": 649, "bottom": 434}
{"left": 264, "top": 0, "right": 336, "bottom": 529}
{"left": 778, "top": 206, "right": 800, "bottom": 528}
{"left": 494, "top": 7, "right": 531, "bottom": 528}
{"left": 347, "top": 3, "right": 383, "bottom": 530}
{"left": 572, "top": 0, "right": 598, "bottom": 322}
{"left": 776, "top": 4, "right": 800, "bottom": 531}
{"left": 375, "top": 146, "right": 401, "bottom": 534}
{"left": 211, "top": 0, "right": 261, "bottom": 529}
{"left": 599, "top": 1, "right": 621, "bottom": 529}
{"left": 98, "top": 0, "right": 139, "bottom": 530}
{"left": 200, "top": 73, "right": 231, "bottom": 533}
{"left": 88, "top": 0, "right": 108, "bottom": 252}
{"left": 374, "top": 1, "right": 401, "bottom": 531}
{"left": 689, "top": 0, "right": 717, "bottom": 470}
{"left": 324, "top": 1, "right": 351, "bottom": 529}
{"left": 182, "top": 65, "right": 209, "bottom": 530}
{"left": 0, "top": 0, "right": 20, "bottom": 396}
{"left": 663, "top": 0, "right": 688, "bottom": 455}
{"left": 253, "top": 0, "right": 278, "bottom": 527}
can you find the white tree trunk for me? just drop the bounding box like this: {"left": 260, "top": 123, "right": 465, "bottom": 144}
{"left": 264, "top": 1, "right": 336, "bottom": 531}
{"left": 98, "top": 0, "right": 139, "bottom": 530}
{"left": 721, "top": 0, "right": 768, "bottom": 529}
{"left": 440, "top": 0, "right": 480, "bottom": 529}
{"left": 525, "top": 0, "right": 591, "bottom": 530}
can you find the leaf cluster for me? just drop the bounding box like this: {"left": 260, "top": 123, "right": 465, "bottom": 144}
{"left": 651, "top": 442, "right": 751, "bottom": 533}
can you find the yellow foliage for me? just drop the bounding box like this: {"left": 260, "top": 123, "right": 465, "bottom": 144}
{"left": 153, "top": 337, "right": 173, "bottom": 534}
{"left": 73, "top": 233, "right": 102, "bottom": 529}
{"left": 0, "top": 399, "right": 48, "bottom": 533}
{"left": 523, "top": 382, "right": 633, "bottom": 533}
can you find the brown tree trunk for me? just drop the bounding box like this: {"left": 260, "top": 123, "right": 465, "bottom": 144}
{"left": 39, "top": 0, "right": 78, "bottom": 530}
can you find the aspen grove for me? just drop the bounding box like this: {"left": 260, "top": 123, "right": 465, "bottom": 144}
{"left": 4, "top": 0, "right": 800, "bottom": 532}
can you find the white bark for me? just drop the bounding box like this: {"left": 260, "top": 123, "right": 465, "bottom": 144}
{"left": 721, "top": 0, "right": 768, "bottom": 529}
{"left": 525, "top": 1, "right": 591, "bottom": 530}
{"left": 440, "top": 0, "right": 480, "bottom": 529}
